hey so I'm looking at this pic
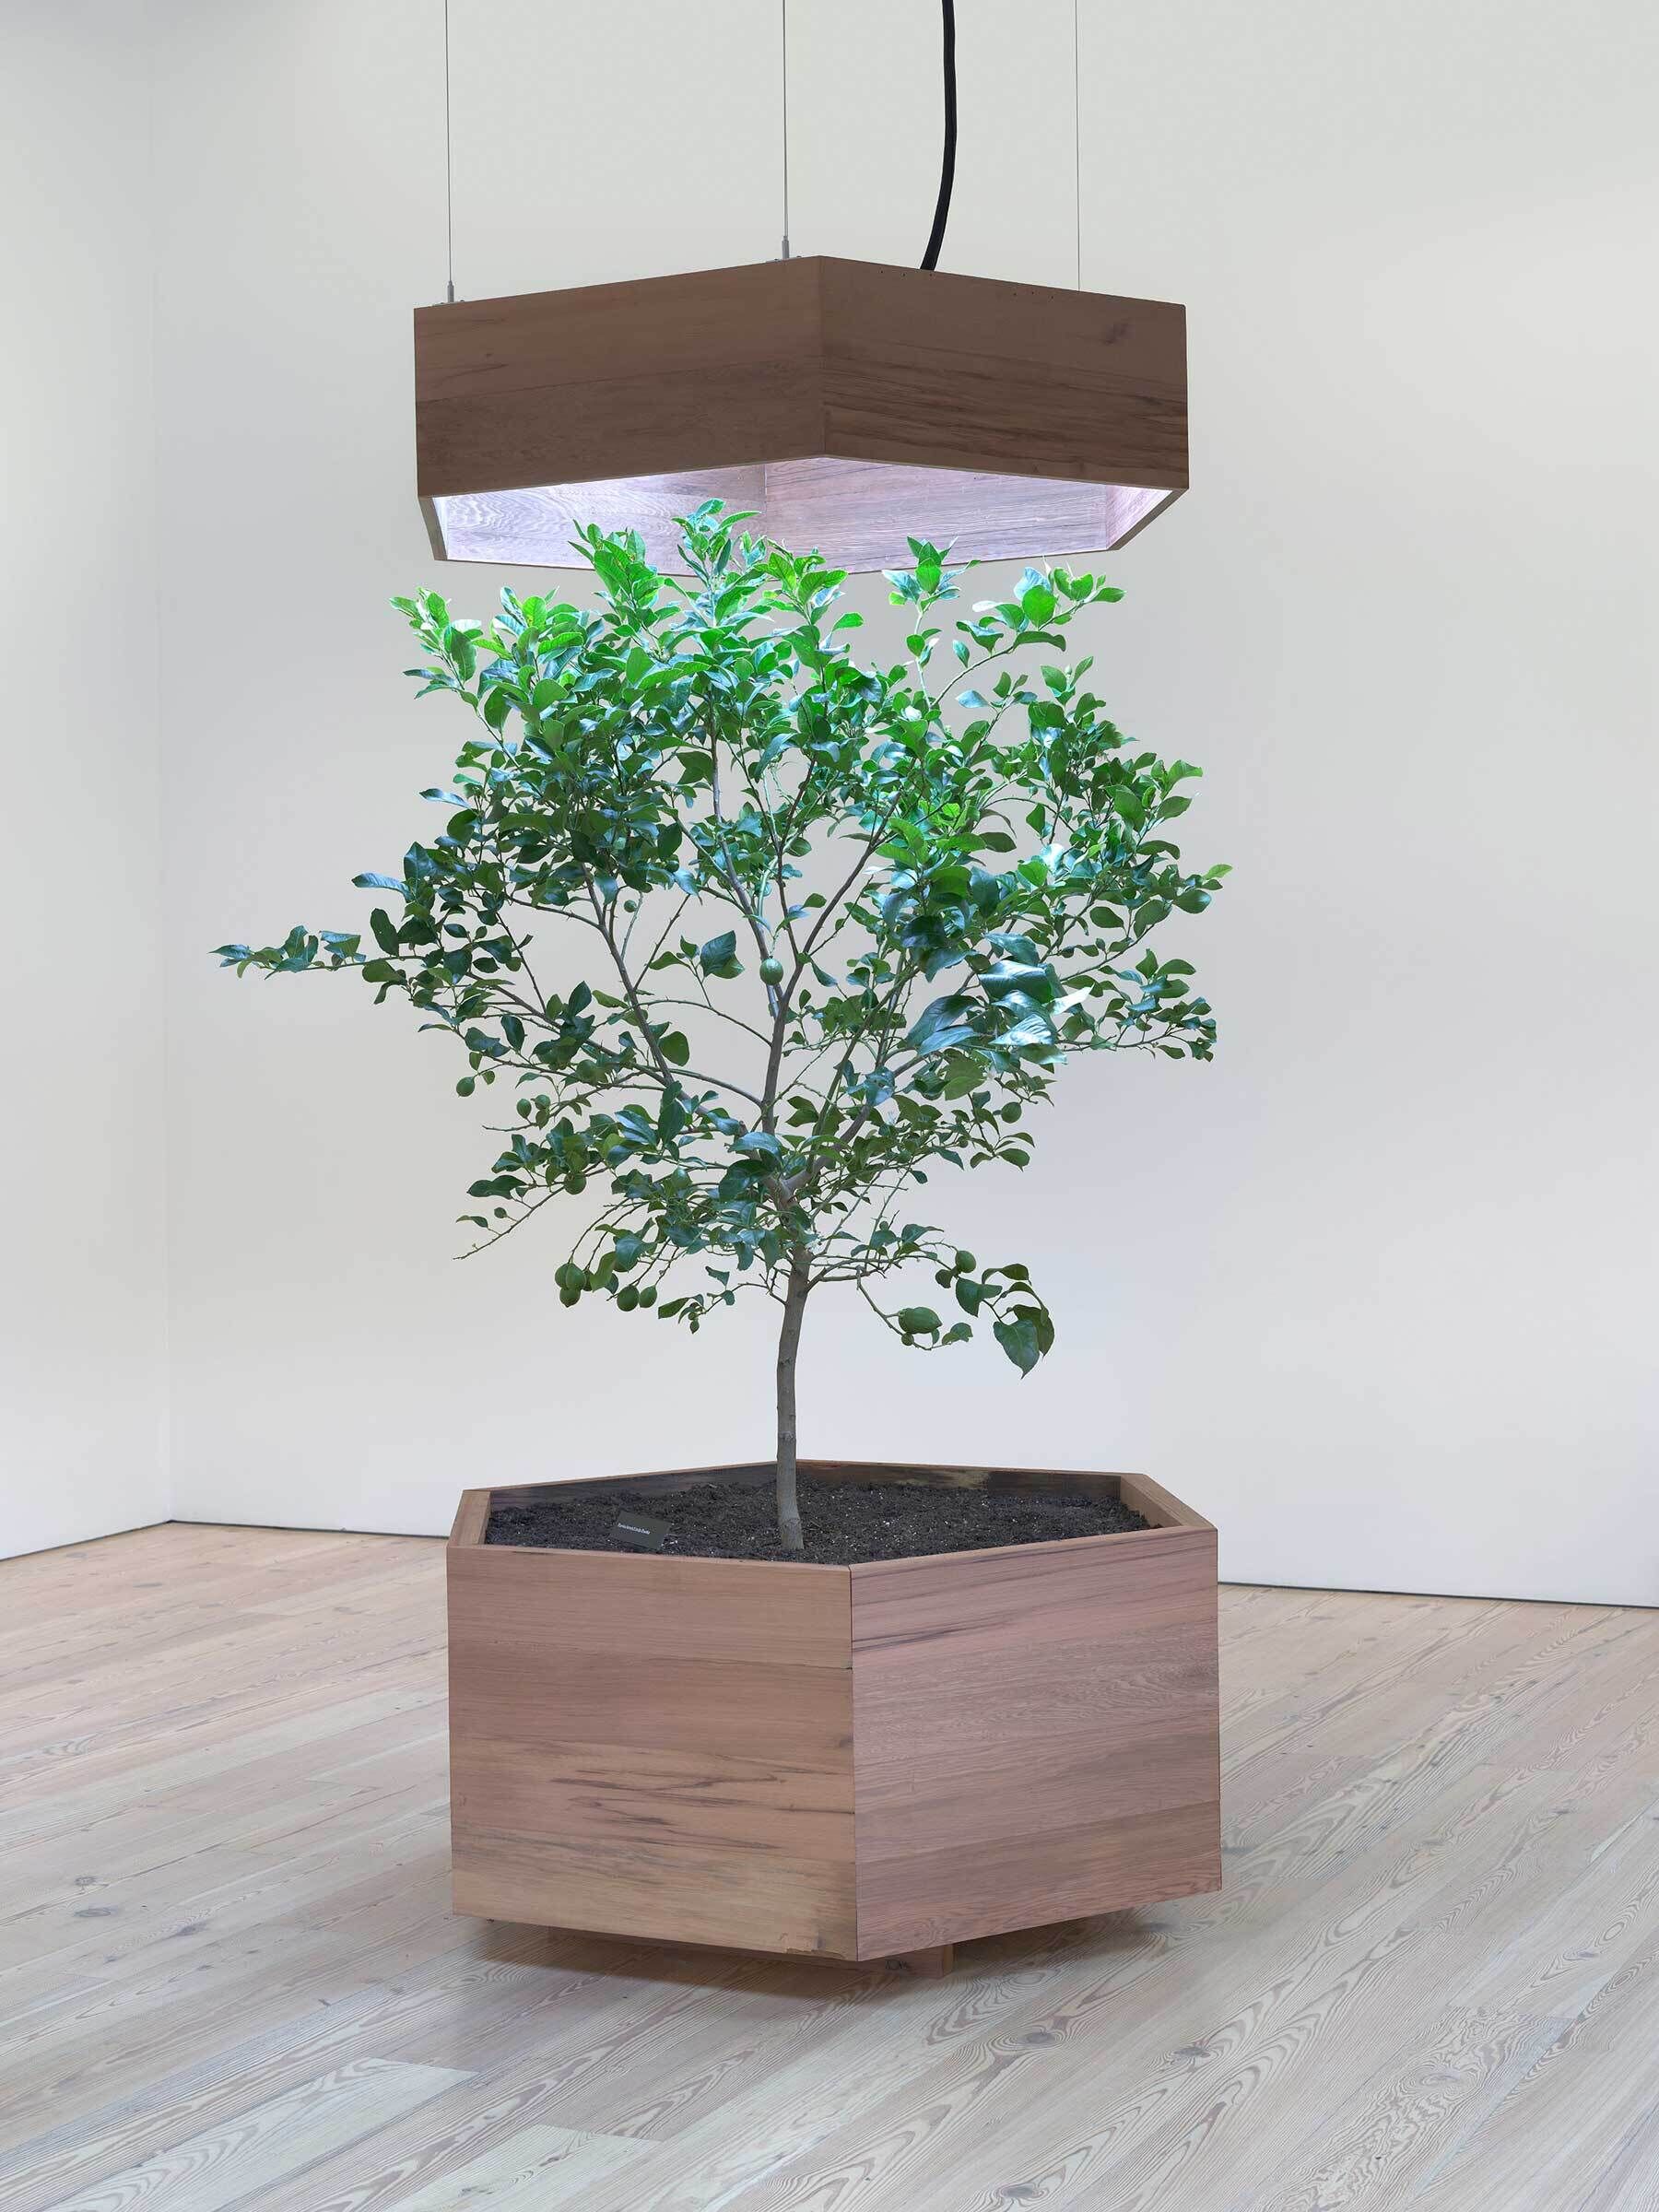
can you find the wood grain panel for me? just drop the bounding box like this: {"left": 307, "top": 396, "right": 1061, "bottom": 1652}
{"left": 417, "top": 361, "right": 823, "bottom": 501}
{"left": 451, "top": 1828, "right": 853, "bottom": 1961}
{"left": 855, "top": 1612, "right": 1219, "bottom": 1779}
{"left": 855, "top": 1804, "right": 1222, "bottom": 1958}
{"left": 1119, "top": 1467, "right": 1215, "bottom": 1530}
{"left": 821, "top": 354, "right": 1184, "bottom": 488}
{"left": 448, "top": 1488, "right": 489, "bottom": 1547}
{"left": 761, "top": 460, "right": 1168, "bottom": 574}
{"left": 447, "top": 1535, "right": 855, "bottom": 1959}
{"left": 817, "top": 256, "right": 1186, "bottom": 382}
{"left": 447, "top": 1539, "right": 849, "bottom": 1669}
{"left": 451, "top": 1648, "right": 850, "bottom": 1764}
{"left": 429, "top": 463, "right": 1171, "bottom": 576}
{"left": 413, "top": 259, "right": 824, "bottom": 405}
{"left": 431, "top": 466, "right": 766, "bottom": 567}
{"left": 813, "top": 258, "right": 1185, "bottom": 494}
{"left": 452, "top": 1735, "right": 852, "bottom": 1856}
{"left": 851, "top": 1522, "right": 1218, "bottom": 1660}
{"left": 850, "top": 1524, "right": 1220, "bottom": 1958}
{"left": 415, "top": 262, "right": 822, "bottom": 497}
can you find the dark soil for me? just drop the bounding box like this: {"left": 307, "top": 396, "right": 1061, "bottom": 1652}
{"left": 485, "top": 1474, "right": 1148, "bottom": 1566}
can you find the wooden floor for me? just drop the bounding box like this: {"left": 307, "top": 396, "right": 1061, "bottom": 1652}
{"left": 2, "top": 1529, "right": 1657, "bottom": 2212}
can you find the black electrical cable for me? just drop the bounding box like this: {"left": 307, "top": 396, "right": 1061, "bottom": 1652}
{"left": 919, "top": 0, "right": 957, "bottom": 270}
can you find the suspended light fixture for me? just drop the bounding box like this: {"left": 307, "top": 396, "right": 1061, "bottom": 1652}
{"left": 415, "top": 3, "right": 1186, "bottom": 574}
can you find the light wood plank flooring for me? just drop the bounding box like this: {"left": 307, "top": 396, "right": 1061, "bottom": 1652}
{"left": 2, "top": 1524, "right": 1656, "bottom": 2210}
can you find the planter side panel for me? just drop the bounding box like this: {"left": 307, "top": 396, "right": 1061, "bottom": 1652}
{"left": 851, "top": 1525, "right": 1220, "bottom": 1957}
{"left": 449, "top": 1544, "right": 856, "bottom": 1958}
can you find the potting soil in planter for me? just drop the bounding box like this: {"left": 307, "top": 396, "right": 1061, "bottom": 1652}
{"left": 485, "top": 1476, "right": 1147, "bottom": 1565}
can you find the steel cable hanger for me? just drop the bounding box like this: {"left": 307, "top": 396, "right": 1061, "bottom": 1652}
{"left": 780, "top": 0, "right": 792, "bottom": 257}
{"left": 1072, "top": 0, "right": 1082, "bottom": 288}
{"left": 442, "top": 0, "right": 455, "bottom": 300}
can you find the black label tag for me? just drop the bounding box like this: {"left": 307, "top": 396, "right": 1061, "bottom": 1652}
{"left": 611, "top": 1512, "right": 670, "bottom": 1552}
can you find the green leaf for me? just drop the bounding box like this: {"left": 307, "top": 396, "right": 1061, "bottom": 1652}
{"left": 907, "top": 994, "right": 977, "bottom": 1058}
{"left": 940, "top": 1052, "right": 984, "bottom": 1100}
{"left": 993, "top": 1315, "right": 1042, "bottom": 1374}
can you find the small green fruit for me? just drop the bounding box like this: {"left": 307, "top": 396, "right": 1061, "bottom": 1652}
{"left": 759, "top": 957, "right": 784, "bottom": 985}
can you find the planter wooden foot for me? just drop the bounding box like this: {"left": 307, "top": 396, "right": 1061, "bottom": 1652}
{"left": 888, "top": 1943, "right": 953, "bottom": 1978}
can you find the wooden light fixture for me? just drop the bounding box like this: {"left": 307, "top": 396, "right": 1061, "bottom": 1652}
{"left": 414, "top": 255, "right": 1186, "bottom": 575}
{"left": 415, "top": 2, "right": 1187, "bottom": 573}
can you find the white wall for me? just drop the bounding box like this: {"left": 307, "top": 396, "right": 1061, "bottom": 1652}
{"left": 150, "top": 0, "right": 1657, "bottom": 1601}
{"left": 0, "top": 2, "right": 171, "bottom": 1558}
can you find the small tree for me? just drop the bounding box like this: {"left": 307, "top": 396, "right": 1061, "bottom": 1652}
{"left": 218, "top": 507, "right": 1224, "bottom": 1550}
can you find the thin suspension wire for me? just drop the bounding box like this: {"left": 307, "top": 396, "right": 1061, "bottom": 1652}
{"left": 1073, "top": 0, "right": 1082, "bottom": 288}
{"left": 920, "top": 0, "right": 958, "bottom": 270}
{"left": 780, "top": 0, "right": 792, "bottom": 258}
{"left": 442, "top": 0, "right": 455, "bottom": 300}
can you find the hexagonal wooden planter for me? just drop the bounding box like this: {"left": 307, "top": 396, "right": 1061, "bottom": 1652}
{"left": 447, "top": 1461, "right": 1219, "bottom": 1970}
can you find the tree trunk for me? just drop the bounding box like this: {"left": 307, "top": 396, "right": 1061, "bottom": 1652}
{"left": 774, "top": 1253, "right": 812, "bottom": 1552}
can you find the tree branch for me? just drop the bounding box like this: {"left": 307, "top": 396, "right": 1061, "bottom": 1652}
{"left": 584, "top": 874, "right": 766, "bottom": 1114}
